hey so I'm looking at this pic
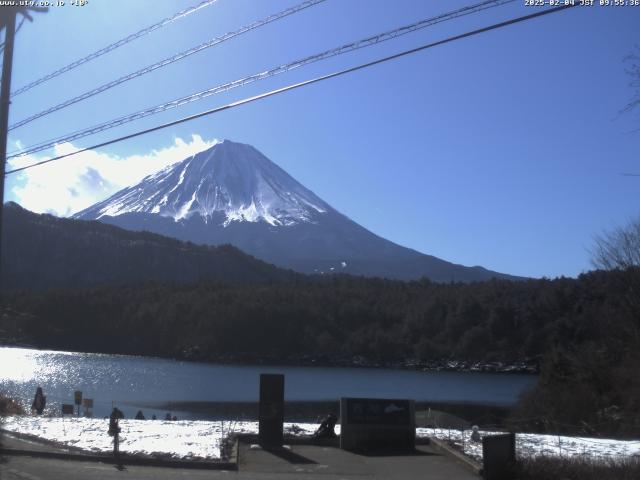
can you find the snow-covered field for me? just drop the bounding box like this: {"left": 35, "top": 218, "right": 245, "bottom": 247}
{"left": 2, "top": 417, "right": 639, "bottom": 462}
{"left": 418, "top": 427, "right": 640, "bottom": 463}
{"left": 0, "top": 417, "right": 319, "bottom": 459}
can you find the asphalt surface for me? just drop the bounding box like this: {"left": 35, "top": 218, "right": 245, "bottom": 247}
{"left": 0, "top": 456, "right": 227, "bottom": 480}
{"left": 0, "top": 433, "right": 480, "bottom": 479}
{"left": 237, "top": 441, "right": 479, "bottom": 479}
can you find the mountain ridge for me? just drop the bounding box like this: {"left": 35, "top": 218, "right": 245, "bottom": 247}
{"left": 74, "top": 140, "right": 523, "bottom": 282}
{"left": 1, "top": 201, "right": 298, "bottom": 291}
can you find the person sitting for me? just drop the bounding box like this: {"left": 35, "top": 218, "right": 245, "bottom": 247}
{"left": 135, "top": 410, "right": 145, "bottom": 420}
{"left": 313, "top": 413, "right": 337, "bottom": 438}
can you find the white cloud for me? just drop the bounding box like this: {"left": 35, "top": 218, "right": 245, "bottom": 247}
{"left": 7, "top": 135, "right": 218, "bottom": 217}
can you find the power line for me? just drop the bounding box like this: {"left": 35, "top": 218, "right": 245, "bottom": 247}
{"left": 6, "top": 3, "right": 576, "bottom": 176}
{"left": 8, "top": 0, "right": 515, "bottom": 158}
{"left": 8, "top": 0, "right": 326, "bottom": 131}
{"left": 10, "top": 0, "right": 220, "bottom": 97}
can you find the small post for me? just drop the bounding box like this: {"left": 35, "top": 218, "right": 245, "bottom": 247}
{"left": 74, "top": 390, "right": 82, "bottom": 417}
{"left": 113, "top": 429, "right": 119, "bottom": 457}
{"left": 462, "top": 428, "right": 466, "bottom": 454}
{"left": 82, "top": 398, "right": 93, "bottom": 417}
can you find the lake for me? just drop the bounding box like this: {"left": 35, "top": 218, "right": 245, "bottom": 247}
{"left": 0, "top": 346, "right": 537, "bottom": 419}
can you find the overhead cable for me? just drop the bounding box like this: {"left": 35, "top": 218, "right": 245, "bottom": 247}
{"left": 8, "top": 0, "right": 326, "bottom": 131}
{"left": 6, "top": 3, "right": 576, "bottom": 176}
{"left": 9, "top": 0, "right": 514, "bottom": 157}
{"left": 10, "top": 0, "right": 220, "bottom": 97}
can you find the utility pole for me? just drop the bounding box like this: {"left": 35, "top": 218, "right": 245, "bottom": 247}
{"left": 0, "top": 8, "right": 17, "bottom": 300}
{"left": 0, "top": 5, "right": 47, "bottom": 299}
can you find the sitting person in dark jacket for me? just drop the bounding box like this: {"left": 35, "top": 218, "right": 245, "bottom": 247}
{"left": 314, "top": 413, "right": 337, "bottom": 438}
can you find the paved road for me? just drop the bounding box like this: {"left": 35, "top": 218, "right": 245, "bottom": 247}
{"left": 238, "top": 442, "right": 479, "bottom": 479}
{"left": 0, "top": 455, "right": 231, "bottom": 480}
{"left": 1, "top": 443, "right": 479, "bottom": 480}
{"left": 0, "top": 430, "right": 479, "bottom": 480}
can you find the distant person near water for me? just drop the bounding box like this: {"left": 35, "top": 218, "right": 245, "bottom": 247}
{"left": 109, "top": 408, "right": 122, "bottom": 434}
{"left": 108, "top": 407, "right": 122, "bottom": 456}
{"left": 31, "top": 387, "right": 46, "bottom": 415}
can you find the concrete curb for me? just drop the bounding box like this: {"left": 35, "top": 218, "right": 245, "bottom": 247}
{"left": 430, "top": 437, "right": 482, "bottom": 476}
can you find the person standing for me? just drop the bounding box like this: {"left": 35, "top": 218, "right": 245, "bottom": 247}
{"left": 31, "top": 387, "right": 46, "bottom": 415}
{"left": 108, "top": 407, "right": 122, "bottom": 457}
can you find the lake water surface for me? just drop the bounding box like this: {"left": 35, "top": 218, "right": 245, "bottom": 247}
{"left": 0, "top": 347, "right": 537, "bottom": 419}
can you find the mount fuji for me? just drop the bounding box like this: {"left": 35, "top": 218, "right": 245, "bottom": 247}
{"left": 74, "top": 140, "right": 518, "bottom": 282}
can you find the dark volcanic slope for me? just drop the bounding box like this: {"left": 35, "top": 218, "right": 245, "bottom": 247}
{"left": 1, "top": 202, "right": 297, "bottom": 291}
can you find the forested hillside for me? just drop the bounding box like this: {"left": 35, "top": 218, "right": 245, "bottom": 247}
{"left": 0, "top": 202, "right": 297, "bottom": 290}
{"left": 3, "top": 267, "right": 639, "bottom": 436}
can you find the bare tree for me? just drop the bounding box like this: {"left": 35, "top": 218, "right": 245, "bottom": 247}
{"left": 592, "top": 217, "right": 640, "bottom": 270}
{"left": 623, "top": 45, "right": 640, "bottom": 115}
{"left": 592, "top": 219, "right": 640, "bottom": 347}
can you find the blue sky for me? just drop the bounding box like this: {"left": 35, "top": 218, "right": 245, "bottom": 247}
{"left": 3, "top": 0, "right": 639, "bottom": 279}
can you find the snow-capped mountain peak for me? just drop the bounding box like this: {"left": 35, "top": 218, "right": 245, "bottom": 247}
{"left": 75, "top": 140, "right": 330, "bottom": 227}
{"left": 74, "top": 139, "right": 520, "bottom": 282}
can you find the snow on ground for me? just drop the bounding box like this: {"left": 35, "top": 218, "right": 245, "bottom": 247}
{"left": 419, "top": 428, "right": 640, "bottom": 463}
{"left": 2, "top": 416, "right": 229, "bottom": 459}
{"left": 0, "top": 416, "right": 319, "bottom": 459}
{"left": 2, "top": 417, "right": 639, "bottom": 462}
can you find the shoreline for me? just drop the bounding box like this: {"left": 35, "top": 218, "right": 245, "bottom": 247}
{"left": 0, "top": 342, "right": 539, "bottom": 375}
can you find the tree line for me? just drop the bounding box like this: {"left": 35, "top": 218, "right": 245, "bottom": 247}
{"left": 3, "top": 266, "right": 639, "bottom": 436}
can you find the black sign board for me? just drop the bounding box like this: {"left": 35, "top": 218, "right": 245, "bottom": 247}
{"left": 340, "top": 397, "right": 415, "bottom": 451}
{"left": 61, "top": 404, "right": 74, "bottom": 415}
{"left": 258, "top": 373, "right": 284, "bottom": 446}
{"left": 482, "top": 433, "right": 516, "bottom": 480}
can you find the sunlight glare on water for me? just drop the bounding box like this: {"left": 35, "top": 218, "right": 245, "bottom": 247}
{"left": 0, "top": 348, "right": 59, "bottom": 382}
{"left": 0, "top": 346, "right": 538, "bottom": 419}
